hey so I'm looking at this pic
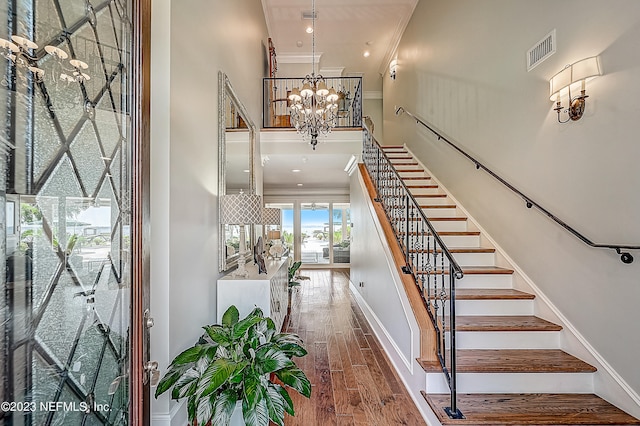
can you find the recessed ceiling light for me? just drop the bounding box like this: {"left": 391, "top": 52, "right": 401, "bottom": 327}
{"left": 297, "top": 183, "right": 303, "bottom": 186}
{"left": 292, "top": 169, "right": 301, "bottom": 173}
{"left": 366, "top": 41, "right": 373, "bottom": 46}
{"left": 363, "top": 51, "right": 370, "bottom": 58}
{"left": 305, "top": 26, "right": 313, "bottom": 34}
{"left": 243, "top": 169, "right": 250, "bottom": 173}
{"left": 296, "top": 40, "right": 303, "bottom": 48}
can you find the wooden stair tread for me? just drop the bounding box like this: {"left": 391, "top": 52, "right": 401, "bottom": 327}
{"left": 438, "top": 231, "right": 480, "bottom": 236}
{"left": 454, "top": 288, "right": 534, "bottom": 300}
{"left": 423, "top": 392, "right": 640, "bottom": 425}
{"left": 406, "top": 184, "right": 439, "bottom": 188}
{"left": 402, "top": 176, "right": 432, "bottom": 180}
{"left": 399, "top": 231, "right": 481, "bottom": 236}
{"left": 454, "top": 349, "right": 597, "bottom": 373}
{"left": 421, "top": 204, "right": 457, "bottom": 208}
{"left": 454, "top": 315, "right": 562, "bottom": 331}
{"left": 413, "top": 193, "right": 448, "bottom": 198}
{"left": 416, "top": 266, "right": 514, "bottom": 275}
{"left": 410, "top": 247, "right": 495, "bottom": 254}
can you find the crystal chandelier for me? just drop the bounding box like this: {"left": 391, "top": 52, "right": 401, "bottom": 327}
{"left": 288, "top": 0, "right": 338, "bottom": 150}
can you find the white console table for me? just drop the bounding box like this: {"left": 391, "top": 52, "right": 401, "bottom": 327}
{"left": 216, "top": 258, "right": 289, "bottom": 332}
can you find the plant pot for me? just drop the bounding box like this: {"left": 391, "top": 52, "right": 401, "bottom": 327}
{"left": 192, "top": 402, "right": 242, "bottom": 426}
{"left": 230, "top": 401, "right": 243, "bottom": 426}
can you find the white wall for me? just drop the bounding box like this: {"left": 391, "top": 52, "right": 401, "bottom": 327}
{"left": 349, "top": 168, "right": 437, "bottom": 424}
{"left": 383, "top": 0, "right": 640, "bottom": 398}
{"left": 363, "top": 98, "right": 383, "bottom": 142}
{"left": 150, "top": 1, "right": 269, "bottom": 424}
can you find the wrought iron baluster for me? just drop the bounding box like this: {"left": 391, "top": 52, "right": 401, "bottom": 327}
{"left": 362, "top": 130, "right": 463, "bottom": 419}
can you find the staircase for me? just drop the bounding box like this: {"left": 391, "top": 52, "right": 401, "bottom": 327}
{"left": 379, "top": 145, "right": 640, "bottom": 425}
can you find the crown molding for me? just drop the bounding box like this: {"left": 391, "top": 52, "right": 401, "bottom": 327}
{"left": 278, "top": 52, "right": 323, "bottom": 64}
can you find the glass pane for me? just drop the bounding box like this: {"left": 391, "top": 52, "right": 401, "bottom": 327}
{"left": 301, "top": 203, "right": 329, "bottom": 264}
{"left": 332, "top": 203, "right": 351, "bottom": 264}
{"left": 1, "top": 0, "right": 134, "bottom": 424}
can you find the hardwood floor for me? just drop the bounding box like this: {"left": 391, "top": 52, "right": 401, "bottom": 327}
{"left": 283, "top": 269, "right": 426, "bottom": 425}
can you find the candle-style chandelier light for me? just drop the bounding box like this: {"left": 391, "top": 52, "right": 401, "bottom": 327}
{"left": 0, "top": 34, "right": 91, "bottom": 85}
{"left": 288, "top": 0, "right": 338, "bottom": 150}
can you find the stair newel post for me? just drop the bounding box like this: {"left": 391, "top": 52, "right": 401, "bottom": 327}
{"left": 445, "top": 265, "right": 464, "bottom": 419}
{"left": 425, "top": 228, "right": 432, "bottom": 307}
{"left": 405, "top": 194, "right": 411, "bottom": 269}
{"left": 376, "top": 137, "right": 381, "bottom": 201}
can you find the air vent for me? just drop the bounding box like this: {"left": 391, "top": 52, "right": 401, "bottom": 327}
{"left": 527, "top": 29, "right": 556, "bottom": 71}
{"left": 301, "top": 11, "right": 317, "bottom": 20}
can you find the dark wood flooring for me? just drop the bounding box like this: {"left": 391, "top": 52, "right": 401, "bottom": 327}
{"left": 283, "top": 269, "right": 426, "bottom": 425}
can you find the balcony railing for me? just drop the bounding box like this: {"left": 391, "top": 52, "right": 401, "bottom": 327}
{"left": 263, "top": 77, "right": 362, "bottom": 129}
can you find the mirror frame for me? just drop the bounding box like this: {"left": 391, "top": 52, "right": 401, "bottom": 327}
{"left": 219, "top": 71, "right": 257, "bottom": 272}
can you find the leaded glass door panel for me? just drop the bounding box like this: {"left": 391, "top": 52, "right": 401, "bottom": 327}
{"left": 0, "top": 0, "right": 146, "bottom": 424}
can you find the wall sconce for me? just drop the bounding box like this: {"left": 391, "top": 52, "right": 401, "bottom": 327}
{"left": 549, "top": 56, "right": 601, "bottom": 123}
{"left": 389, "top": 59, "right": 398, "bottom": 80}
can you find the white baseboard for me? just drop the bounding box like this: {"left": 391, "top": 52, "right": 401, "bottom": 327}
{"left": 151, "top": 399, "right": 186, "bottom": 426}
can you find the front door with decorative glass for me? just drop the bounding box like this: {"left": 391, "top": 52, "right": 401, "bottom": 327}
{"left": 0, "top": 0, "right": 149, "bottom": 424}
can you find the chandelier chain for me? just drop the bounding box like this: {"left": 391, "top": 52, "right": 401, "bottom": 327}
{"left": 287, "top": 0, "right": 338, "bottom": 150}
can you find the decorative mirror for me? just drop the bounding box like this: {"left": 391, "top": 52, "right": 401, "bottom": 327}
{"left": 219, "top": 71, "right": 257, "bottom": 272}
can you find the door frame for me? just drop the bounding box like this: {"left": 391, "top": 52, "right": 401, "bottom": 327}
{"left": 131, "top": 0, "right": 152, "bottom": 423}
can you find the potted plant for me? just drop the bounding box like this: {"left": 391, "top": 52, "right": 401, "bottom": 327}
{"left": 154, "top": 305, "right": 311, "bottom": 426}
{"left": 287, "top": 260, "right": 309, "bottom": 315}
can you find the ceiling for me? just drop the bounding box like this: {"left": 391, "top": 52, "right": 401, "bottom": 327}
{"left": 261, "top": 0, "right": 418, "bottom": 93}
{"left": 260, "top": 130, "right": 362, "bottom": 195}
{"left": 259, "top": 0, "right": 417, "bottom": 194}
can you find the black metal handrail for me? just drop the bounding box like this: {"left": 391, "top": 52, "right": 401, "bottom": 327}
{"left": 362, "top": 128, "right": 464, "bottom": 419}
{"left": 396, "top": 106, "right": 640, "bottom": 264}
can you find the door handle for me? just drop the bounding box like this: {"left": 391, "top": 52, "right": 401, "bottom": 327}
{"left": 144, "top": 360, "right": 160, "bottom": 386}
{"left": 144, "top": 309, "right": 155, "bottom": 328}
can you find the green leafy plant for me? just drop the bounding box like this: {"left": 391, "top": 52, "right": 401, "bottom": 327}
{"left": 287, "top": 261, "right": 309, "bottom": 289}
{"left": 155, "top": 305, "right": 311, "bottom": 426}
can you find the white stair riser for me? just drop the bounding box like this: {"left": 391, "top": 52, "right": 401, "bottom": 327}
{"left": 431, "top": 220, "right": 468, "bottom": 232}
{"left": 456, "top": 274, "right": 513, "bottom": 289}
{"left": 396, "top": 171, "right": 431, "bottom": 177}
{"left": 451, "top": 251, "right": 495, "bottom": 266}
{"left": 422, "top": 207, "right": 457, "bottom": 217}
{"left": 414, "top": 197, "right": 452, "bottom": 205}
{"left": 440, "top": 234, "right": 480, "bottom": 246}
{"left": 453, "top": 331, "right": 560, "bottom": 350}
{"left": 425, "top": 372, "right": 594, "bottom": 394}
{"left": 445, "top": 299, "right": 533, "bottom": 316}
{"left": 408, "top": 187, "right": 442, "bottom": 195}
{"left": 412, "top": 251, "right": 495, "bottom": 267}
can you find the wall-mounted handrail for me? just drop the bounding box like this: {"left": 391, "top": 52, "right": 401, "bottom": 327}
{"left": 396, "top": 106, "right": 640, "bottom": 264}
{"left": 362, "top": 129, "right": 464, "bottom": 419}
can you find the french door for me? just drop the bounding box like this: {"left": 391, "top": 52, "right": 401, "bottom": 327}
{"left": 0, "top": 0, "right": 150, "bottom": 424}
{"left": 266, "top": 201, "right": 351, "bottom": 266}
